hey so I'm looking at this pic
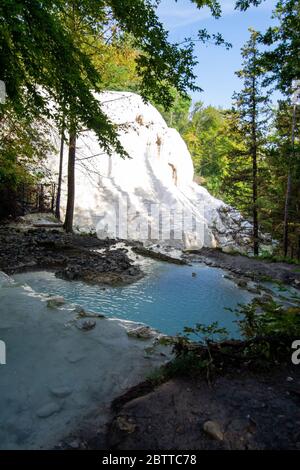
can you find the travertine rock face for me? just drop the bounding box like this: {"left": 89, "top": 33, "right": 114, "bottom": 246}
{"left": 48, "top": 91, "right": 250, "bottom": 249}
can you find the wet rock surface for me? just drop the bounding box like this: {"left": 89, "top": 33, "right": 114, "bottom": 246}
{"left": 0, "top": 226, "right": 142, "bottom": 286}
{"left": 0, "top": 274, "right": 170, "bottom": 449}
{"left": 127, "top": 326, "right": 158, "bottom": 340}
{"left": 132, "top": 246, "right": 187, "bottom": 265}
{"left": 107, "top": 366, "right": 300, "bottom": 450}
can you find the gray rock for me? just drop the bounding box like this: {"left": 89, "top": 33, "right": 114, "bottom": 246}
{"left": 47, "top": 296, "right": 65, "bottom": 308}
{"left": 67, "top": 353, "right": 86, "bottom": 363}
{"left": 50, "top": 386, "right": 73, "bottom": 398}
{"left": 203, "top": 420, "right": 224, "bottom": 441}
{"left": 68, "top": 439, "right": 81, "bottom": 449}
{"left": 75, "top": 319, "right": 96, "bottom": 331}
{"left": 236, "top": 279, "right": 248, "bottom": 288}
{"left": 127, "top": 326, "right": 156, "bottom": 340}
{"left": 247, "top": 286, "right": 261, "bottom": 294}
{"left": 36, "top": 402, "right": 62, "bottom": 418}
{"left": 116, "top": 416, "right": 137, "bottom": 433}
{"left": 75, "top": 307, "right": 105, "bottom": 319}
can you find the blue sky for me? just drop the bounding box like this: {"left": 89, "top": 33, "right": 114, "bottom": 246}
{"left": 156, "top": 0, "right": 278, "bottom": 108}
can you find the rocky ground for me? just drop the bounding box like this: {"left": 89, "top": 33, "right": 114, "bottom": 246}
{"left": 184, "top": 248, "right": 300, "bottom": 289}
{"left": 0, "top": 225, "right": 142, "bottom": 285}
{"left": 105, "top": 365, "right": 300, "bottom": 450}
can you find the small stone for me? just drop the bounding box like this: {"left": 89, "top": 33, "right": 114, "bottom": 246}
{"left": 203, "top": 420, "right": 224, "bottom": 441}
{"left": 67, "top": 353, "right": 86, "bottom": 363}
{"left": 75, "top": 307, "right": 105, "bottom": 319}
{"left": 192, "top": 272, "right": 197, "bottom": 277}
{"left": 247, "top": 287, "right": 261, "bottom": 294}
{"left": 68, "top": 439, "right": 81, "bottom": 449}
{"left": 47, "top": 296, "right": 65, "bottom": 308}
{"left": 116, "top": 416, "right": 136, "bottom": 433}
{"left": 75, "top": 319, "right": 96, "bottom": 331}
{"left": 36, "top": 402, "right": 62, "bottom": 418}
{"left": 127, "top": 326, "right": 155, "bottom": 339}
{"left": 50, "top": 386, "right": 73, "bottom": 398}
{"left": 74, "top": 305, "right": 86, "bottom": 314}
{"left": 286, "top": 376, "right": 294, "bottom": 382}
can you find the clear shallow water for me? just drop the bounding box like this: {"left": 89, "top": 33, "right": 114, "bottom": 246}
{"left": 0, "top": 275, "right": 169, "bottom": 450}
{"left": 14, "top": 262, "right": 254, "bottom": 338}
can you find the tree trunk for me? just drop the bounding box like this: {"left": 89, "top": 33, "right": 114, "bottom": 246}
{"left": 251, "top": 77, "right": 259, "bottom": 256}
{"left": 55, "top": 125, "right": 65, "bottom": 220}
{"left": 64, "top": 131, "right": 76, "bottom": 233}
{"left": 252, "top": 147, "right": 259, "bottom": 256}
{"left": 283, "top": 104, "right": 296, "bottom": 257}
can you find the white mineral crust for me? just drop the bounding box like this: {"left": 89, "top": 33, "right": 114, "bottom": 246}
{"left": 48, "top": 91, "right": 250, "bottom": 250}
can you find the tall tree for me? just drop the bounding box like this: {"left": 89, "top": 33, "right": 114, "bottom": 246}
{"left": 233, "top": 29, "right": 270, "bottom": 255}
{"left": 56, "top": 0, "right": 225, "bottom": 232}
{"left": 236, "top": 0, "right": 300, "bottom": 258}
{"left": 55, "top": 124, "right": 65, "bottom": 220}
{"left": 260, "top": 101, "right": 300, "bottom": 259}
{"left": 2, "top": 0, "right": 219, "bottom": 231}
{"left": 259, "top": 0, "right": 300, "bottom": 94}
{"left": 259, "top": 0, "right": 300, "bottom": 255}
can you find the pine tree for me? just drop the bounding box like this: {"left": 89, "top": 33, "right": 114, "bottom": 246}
{"left": 233, "top": 29, "right": 271, "bottom": 255}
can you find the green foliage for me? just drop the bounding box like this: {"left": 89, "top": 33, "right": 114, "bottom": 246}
{"left": 260, "top": 101, "right": 300, "bottom": 258}
{"left": 185, "top": 105, "right": 239, "bottom": 195}
{"left": 235, "top": 297, "right": 300, "bottom": 339}
{"left": 0, "top": 0, "right": 210, "bottom": 149}
{"left": 182, "top": 322, "right": 228, "bottom": 344}
{"left": 0, "top": 107, "right": 53, "bottom": 189}
{"left": 253, "top": 252, "right": 300, "bottom": 265}
{"left": 154, "top": 322, "right": 229, "bottom": 380}
{"left": 170, "top": 22, "right": 299, "bottom": 259}
{"left": 232, "top": 296, "right": 300, "bottom": 362}
{"left": 0, "top": 0, "right": 227, "bottom": 226}
{"left": 159, "top": 295, "right": 300, "bottom": 380}
{"left": 0, "top": 0, "right": 125, "bottom": 158}
{"left": 90, "top": 34, "right": 140, "bottom": 92}
{"left": 259, "top": 0, "right": 300, "bottom": 94}
{"left": 154, "top": 89, "right": 191, "bottom": 134}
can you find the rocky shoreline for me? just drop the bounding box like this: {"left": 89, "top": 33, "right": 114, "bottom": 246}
{"left": 183, "top": 248, "right": 300, "bottom": 290}
{"left": 0, "top": 226, "right": 142, "bottom": 286}
{"left": 1, "top": 221, "right": 300, "bottom": 450}
{"left": 1, "top": 220, "right": 299, "bottom": 290}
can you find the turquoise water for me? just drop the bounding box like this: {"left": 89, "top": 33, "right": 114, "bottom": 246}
{"left": 14, "top": 262, "right": 254, "bottom": 338}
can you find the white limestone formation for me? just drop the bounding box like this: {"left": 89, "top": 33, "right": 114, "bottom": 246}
{"left": 48, "top": 91, "right": 251, "bottom": 250}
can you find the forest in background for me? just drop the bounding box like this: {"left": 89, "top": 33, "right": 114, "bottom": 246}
{"left": 0, "top": 0, "right": 299, "bottom": 260}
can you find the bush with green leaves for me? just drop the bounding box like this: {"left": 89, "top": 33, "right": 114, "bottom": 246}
{"left": 155, "top": 293, "right": 300, "bottom": 382}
